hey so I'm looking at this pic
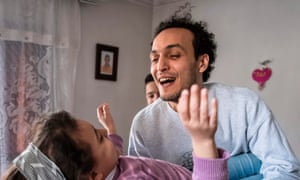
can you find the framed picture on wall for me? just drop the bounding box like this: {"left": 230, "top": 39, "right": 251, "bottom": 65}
{"left": 95, "top": 43, "right": 119, "bottom": 81}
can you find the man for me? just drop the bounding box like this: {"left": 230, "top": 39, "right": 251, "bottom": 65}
{"left": 144, "top": 73, "right": 160, "bottom": 105}
{"left": 128, "top": 16, "right": 300, "bottom": 179}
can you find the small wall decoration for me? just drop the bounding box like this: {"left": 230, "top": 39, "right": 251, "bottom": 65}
{"left": 95, "top": 43, "right": 119, "bottom": 81}
{"left": 252, "top": 59, "right": 273, "bottom": 90}
{"left": 172, "top": 2, "right": 194, "bottom": 19}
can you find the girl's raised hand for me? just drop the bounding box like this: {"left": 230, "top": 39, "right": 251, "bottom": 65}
{"left": 177, "top": 84, "right": 218, "bottom": 158}
{"left": 97, "top": 104, "right": 116, "bottom": 134}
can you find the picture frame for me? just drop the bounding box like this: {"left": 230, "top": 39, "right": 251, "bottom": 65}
{"left": 95, "top": 43, "right": 119, "bottom": 81}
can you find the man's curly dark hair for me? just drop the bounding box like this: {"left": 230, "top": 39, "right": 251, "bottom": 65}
{"left": 153, "top": 16, "right": 217, "bottom": 82}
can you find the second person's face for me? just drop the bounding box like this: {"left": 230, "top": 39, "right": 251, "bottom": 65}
{"left": 150, "top": 28, "right": 202, "bottom": 103}
{"left": 145, "top": 81, "right": 159, "bottom": 105}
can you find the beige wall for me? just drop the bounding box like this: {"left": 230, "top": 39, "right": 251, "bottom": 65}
{"left": 74, "top": 0, "right": 152, "bottom": 152}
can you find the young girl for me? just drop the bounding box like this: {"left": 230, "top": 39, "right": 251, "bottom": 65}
{"left": 3, "top": 90, "right": 229, "bottom": 179}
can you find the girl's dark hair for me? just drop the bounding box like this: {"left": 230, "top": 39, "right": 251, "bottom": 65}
{"left": 3, "top": 111, "right": 94, "bottom": 180}
{"left": 153, "top": 16, "right": 217, "bottom": 82}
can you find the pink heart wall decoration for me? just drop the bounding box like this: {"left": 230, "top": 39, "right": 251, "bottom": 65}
{"left": 252, "top": 67, "right": 272, "bottom": 90}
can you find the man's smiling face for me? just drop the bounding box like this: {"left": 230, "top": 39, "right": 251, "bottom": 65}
{"left": 150, "top": 28, "right": 202, "bottom": 103}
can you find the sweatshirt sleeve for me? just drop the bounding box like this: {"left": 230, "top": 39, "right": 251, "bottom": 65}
{"left": 192, "top": 149, "right": 229, "bottom": 180}
{"left": 247, "top": 95, "right": 300, "bottom": 179}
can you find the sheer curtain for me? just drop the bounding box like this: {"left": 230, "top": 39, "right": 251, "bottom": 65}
{"left": 0, "top": 0, "right": 80, "bottom": 175}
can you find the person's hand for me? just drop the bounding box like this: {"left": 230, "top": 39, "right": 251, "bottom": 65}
{"left": 177, "top": 84, "right": 218, "bottom": 158}
{"left": 97, "top": 104, "right": 116, "bottom": 135}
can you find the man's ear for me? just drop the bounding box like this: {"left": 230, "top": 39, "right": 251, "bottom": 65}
{"left": 197, "top": 54, "right": 209, "bottom": 73}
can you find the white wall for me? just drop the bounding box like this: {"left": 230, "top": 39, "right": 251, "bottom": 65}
{"left": 191, "top": 0, "right": 300, "bottom": 159}
{"left": 152, "top": 0, "right": 191, "bottom": 34}
{"left": 74, "top": 0, "right": 152, "bottom": 152}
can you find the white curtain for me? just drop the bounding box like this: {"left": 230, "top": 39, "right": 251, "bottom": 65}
{"left": 0, "top": 0, "right": 80, "bottom": 175}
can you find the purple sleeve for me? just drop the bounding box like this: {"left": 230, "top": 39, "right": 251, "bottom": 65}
{"left": 108, "top": 134, "right": 123, "bottom": 153}
{"left": 192, "top": 149, "right": 230, "bottom": 180}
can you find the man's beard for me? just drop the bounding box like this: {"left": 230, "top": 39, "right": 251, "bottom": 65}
{"left": 160, "top": 71, "right": 197, "bottom": 103}
{"left": 161, "top": 91, "right": 181, "bottom": 103}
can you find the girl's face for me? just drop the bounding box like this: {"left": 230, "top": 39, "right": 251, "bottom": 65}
{"left": 76, "top": 120, "right": 119, "bottom": 179}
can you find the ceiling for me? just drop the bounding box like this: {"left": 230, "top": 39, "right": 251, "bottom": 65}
{"left": 127, "top": 0, "right": 185, "bottom": 7}
{"left": 80, "top": 0, "right": 185, "bottom": 7}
